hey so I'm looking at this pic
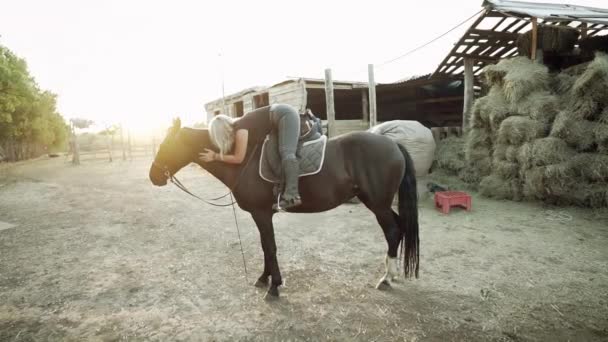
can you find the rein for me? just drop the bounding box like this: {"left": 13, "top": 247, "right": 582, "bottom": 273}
{"left": 153, "top": 142, "right": 260, "bottom": 207}
{"left": 153, "top": 141, "right": 261, "bottom": 283}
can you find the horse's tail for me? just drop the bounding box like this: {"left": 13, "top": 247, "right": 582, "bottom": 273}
{"left": 396, "top": 143, "right": 419, "bottom": 278}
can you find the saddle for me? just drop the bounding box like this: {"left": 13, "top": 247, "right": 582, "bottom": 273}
{"left": 299, "top": 109, "right": 323, "bottom": 142}
{"left": 259, "top": 134, "right": 327, "bottom": 184}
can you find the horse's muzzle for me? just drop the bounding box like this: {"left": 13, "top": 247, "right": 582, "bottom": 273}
{"left": 149, "top": 166, "right": 168, "bottom": 186}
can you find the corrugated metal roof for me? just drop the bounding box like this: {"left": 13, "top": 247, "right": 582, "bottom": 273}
{"left": 484, "top": 0, "right": 608, "bottom": 25}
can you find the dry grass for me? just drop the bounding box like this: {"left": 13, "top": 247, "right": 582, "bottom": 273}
{"left": 568, "top": 154, "right": 608, "bottom": 182}
{"left": 571, "top": 53, "right": 608, "bottom": 109}
{"left": 497, "top": 116, "right": 545, "bottom": 146}
{"left": 518, "top": 137, "right": 575, "bottom": 169}
{"left": 512, "top": 91, "right": 559, "bottom": 125}
{"left": 479, "top": 174, "right": 513, "bottom": 200}
{"left": 503, "top": 57, "right": 551, "bottom": 104}
{"left": 434, "top": 136, "right": 466, "bottom": 174}
{"left": 596, "top": 107, "right": 608, "bottom": 154}
{"left": 494, "top": 160, "right": 519, "bottom": 180}
{"left": 550, "top": 111, "right": 596, "bottom": 151}
{"left": 477, "top": 86, "right": 511, "bottom": 132}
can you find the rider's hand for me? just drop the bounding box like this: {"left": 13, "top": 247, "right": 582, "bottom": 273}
{"left": 199, "top": 149, "right": 216, "bottom": 162}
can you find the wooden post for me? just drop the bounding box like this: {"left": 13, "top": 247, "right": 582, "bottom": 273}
{"left": 107, "top": 132, "right": 113, "bottom": 162}
{"left": 368, "top": 64, "right": 377, "bottom": 128}
{"left": 120, "top": 125, "right": 126, "bottom": 161}
{"left": 324, "top": 68, "right": 336, "bottom": 137}
{"left": 463, "top": 58, "right": 474, "bottom": 131}
{"left": 581, "top": 22, "right": 588, "bottom": 39}
{"left": 71, "top": 124, "right": 80, "bottom": 165}
{"left": 128, "top": 130, "right": 132, "bottom": 161}
{"left": 531, "top": 17, "right": 538, "bottom": 60}
{"left": 361, "top": 89, "right": 369, "bottom": 123}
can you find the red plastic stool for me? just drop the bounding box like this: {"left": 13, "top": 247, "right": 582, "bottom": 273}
{"left": 435, "top": 191, "right": 472, "bottom": 214}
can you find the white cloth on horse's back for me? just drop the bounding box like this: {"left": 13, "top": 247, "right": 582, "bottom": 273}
{"left": 369, "top": 120, "right": 436, "bottom": 177}
{"left": 259, "top": 135, "right": 327, "bottom": 183}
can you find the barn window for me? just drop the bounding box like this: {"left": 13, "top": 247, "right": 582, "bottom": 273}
{"left": 253, "top": 93, "right": 269, "bottom": 108}
{"left": 234, "top": 101, "right": 244, "bottom": 117}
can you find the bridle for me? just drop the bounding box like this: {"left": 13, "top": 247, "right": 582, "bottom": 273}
{"left": 151, "top": 142, "right": 261, "bottom": 207}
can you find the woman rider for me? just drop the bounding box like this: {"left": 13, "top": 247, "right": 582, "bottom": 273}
{"left": 199, "top": 104, "right": 301, "bottom": 210}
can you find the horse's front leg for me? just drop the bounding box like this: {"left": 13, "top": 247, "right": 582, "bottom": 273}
{"left": 251, "top": 210, "right": 282, "bottom": 299}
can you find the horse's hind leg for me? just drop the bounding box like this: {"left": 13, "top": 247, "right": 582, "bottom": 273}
{"left": 373, "top": 208, "right": 402, "bottom": 290}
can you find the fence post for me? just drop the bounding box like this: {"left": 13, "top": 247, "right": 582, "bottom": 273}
{"left": 72, "top": 124, "right": 80, "bottom": 165}
{"left": 324, "top": 68, "right": 336, "bottom": 137}
{"left": 368, "top": 64, "right": 377, "bottom": 128}
{"left": 121, "top": 125, "right": 127, "bottom": 161}
{"left": 463, "top": 58, "right": 474, "bottom": 131}
{"left": 128, "top": 130, "right": 132, "bottom": 161}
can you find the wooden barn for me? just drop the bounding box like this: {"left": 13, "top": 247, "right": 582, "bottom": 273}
{"left": 205, "top": 0, "right": 608, "bottom": 138}
{"left": 204, "top": 76, "right": 464, "bottom": 136}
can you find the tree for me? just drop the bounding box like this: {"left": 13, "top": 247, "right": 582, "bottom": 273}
{"left": 0, "top": 44, "right": 70, "bottom": 161}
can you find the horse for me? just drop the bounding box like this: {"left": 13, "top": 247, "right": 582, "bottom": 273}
{"left": 149, "top": 117, "right": 419, "bottom": 299}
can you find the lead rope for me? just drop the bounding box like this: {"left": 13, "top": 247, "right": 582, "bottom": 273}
{"left": 229, "top": 192, "right": 249, "bottom": 283}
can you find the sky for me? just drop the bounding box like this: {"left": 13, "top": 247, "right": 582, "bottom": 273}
{"left": 1, "top": 0, "right": 606, "bottom": 137}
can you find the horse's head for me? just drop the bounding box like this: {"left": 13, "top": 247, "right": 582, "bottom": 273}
{"left": 149, "top": 118, "right": 207, "bottom": 186}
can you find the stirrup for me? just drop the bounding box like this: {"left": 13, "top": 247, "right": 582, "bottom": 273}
{"left": 272, "top": 195, "right": 302, "bottom": 212}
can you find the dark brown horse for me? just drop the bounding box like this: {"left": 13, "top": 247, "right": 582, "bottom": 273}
{"left": 149, "top": 118, "right": 419, "bottom": 299}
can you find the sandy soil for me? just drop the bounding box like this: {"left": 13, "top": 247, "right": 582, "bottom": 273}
{"left": 1, "top": 157, "right": 607, "bottom": 341}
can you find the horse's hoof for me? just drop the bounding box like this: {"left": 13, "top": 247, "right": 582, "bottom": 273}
{"left": 264, "top": 287, "right": 280, "bottom": 300}
{"left": 376, "top": 279, "right": 392, "bottom": 291}
{"left": 254, "top": 278, "right": 268, "bottom": 288}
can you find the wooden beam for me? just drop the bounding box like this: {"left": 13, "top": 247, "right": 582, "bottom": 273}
{"left": 324, "top": 68, "right": 336, "bottom": 137}
{"left": 451, "top": 53, "right": 499, "bottom": 63}
{"left": 305, "top": 83, "right": 355, "bottom": 90}
{"left": 463, "top": 58, "right": 474, "bottom": 132}
{"left": 531, "top": 17, "right": 538, "bottom": 60}
{"left": 469, "top": 29, "right": 519, "bottom": 40}
{"left": 368, "top": 64, "right": 377, "bottom": 128}
{"left": 432, "top": 10, "right": 488, "bottom": 77}
{"left": 361, "top": 89, "right": 369, "bottom": 122}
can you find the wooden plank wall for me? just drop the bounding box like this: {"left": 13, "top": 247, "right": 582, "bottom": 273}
{"left": 269, "top": 82, "right": 305, "bottom": 112}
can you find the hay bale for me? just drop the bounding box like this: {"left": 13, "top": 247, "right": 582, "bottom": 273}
{"left": 479, "top": 174, "right": 513, "bottom": 200}
{"left": 469, "top": 86, "right": 510, "bottom": 130}
{"left": 483, "top": 86, "right": 511, "bottom": 132}
{"left": 550, "top": 111, "right": 596, "bottom": 151}
{"left": 522, "top": 163, "right": 608, "bottom": 208}
{"left": 483, "top": 63, "right": 507, "bottom": 87}
{"left": 571, "top": 53, "right": 608, "bottom": 113}
{"left": 596, "top": 107, "right": 608, "bottom": 154}
{"left": 523, "top": 167, "right": 547, "bottom": 200}
{"left": 458, "top": 165, "right": 485, "bottom": 185}
{"left": 568, "top": 154, "right": 608, "bottom": 182}
{"left": 435, "top": 136, "right": 466, "bottom": 174}
{"left": 470, "top": 96, "right": 488, "bottom": 129}
{"left": 506, "top": 146, "right": 519, "bottom": 163}
{"left": 497, "top": 116, "right": 545, "bottom": 145}
{"left": 494, "top": 160, "right": 519, "bottom": 179}
{"left": 493, "top": 144, "right": 507, "bottom": 161}
{"left": 512, "top": 91, "right": 559, "bottom": 125}
{"left": 502, "top": 57, "right": 551, "bottom": 104}
{"left": 554, "top": 72, "right": 576, "bottom": 94}
{"left": 519, "top": 137, "right": 575, "bottom": 168}
{"left": 517, "top": 25, "right": 579, "bottom": 56}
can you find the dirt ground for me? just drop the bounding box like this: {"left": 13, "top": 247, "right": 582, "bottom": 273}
{"left": 1, "top": 156, "right": 607, "bottom": 342}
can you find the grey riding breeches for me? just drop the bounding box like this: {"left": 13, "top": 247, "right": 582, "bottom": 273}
{"left": 269, "top": 104, "right": 300, "bottom": 161}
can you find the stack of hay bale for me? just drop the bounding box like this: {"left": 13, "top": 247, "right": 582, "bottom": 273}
{"left": 461, "top": 53, "right": 608, "bottom": 208}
